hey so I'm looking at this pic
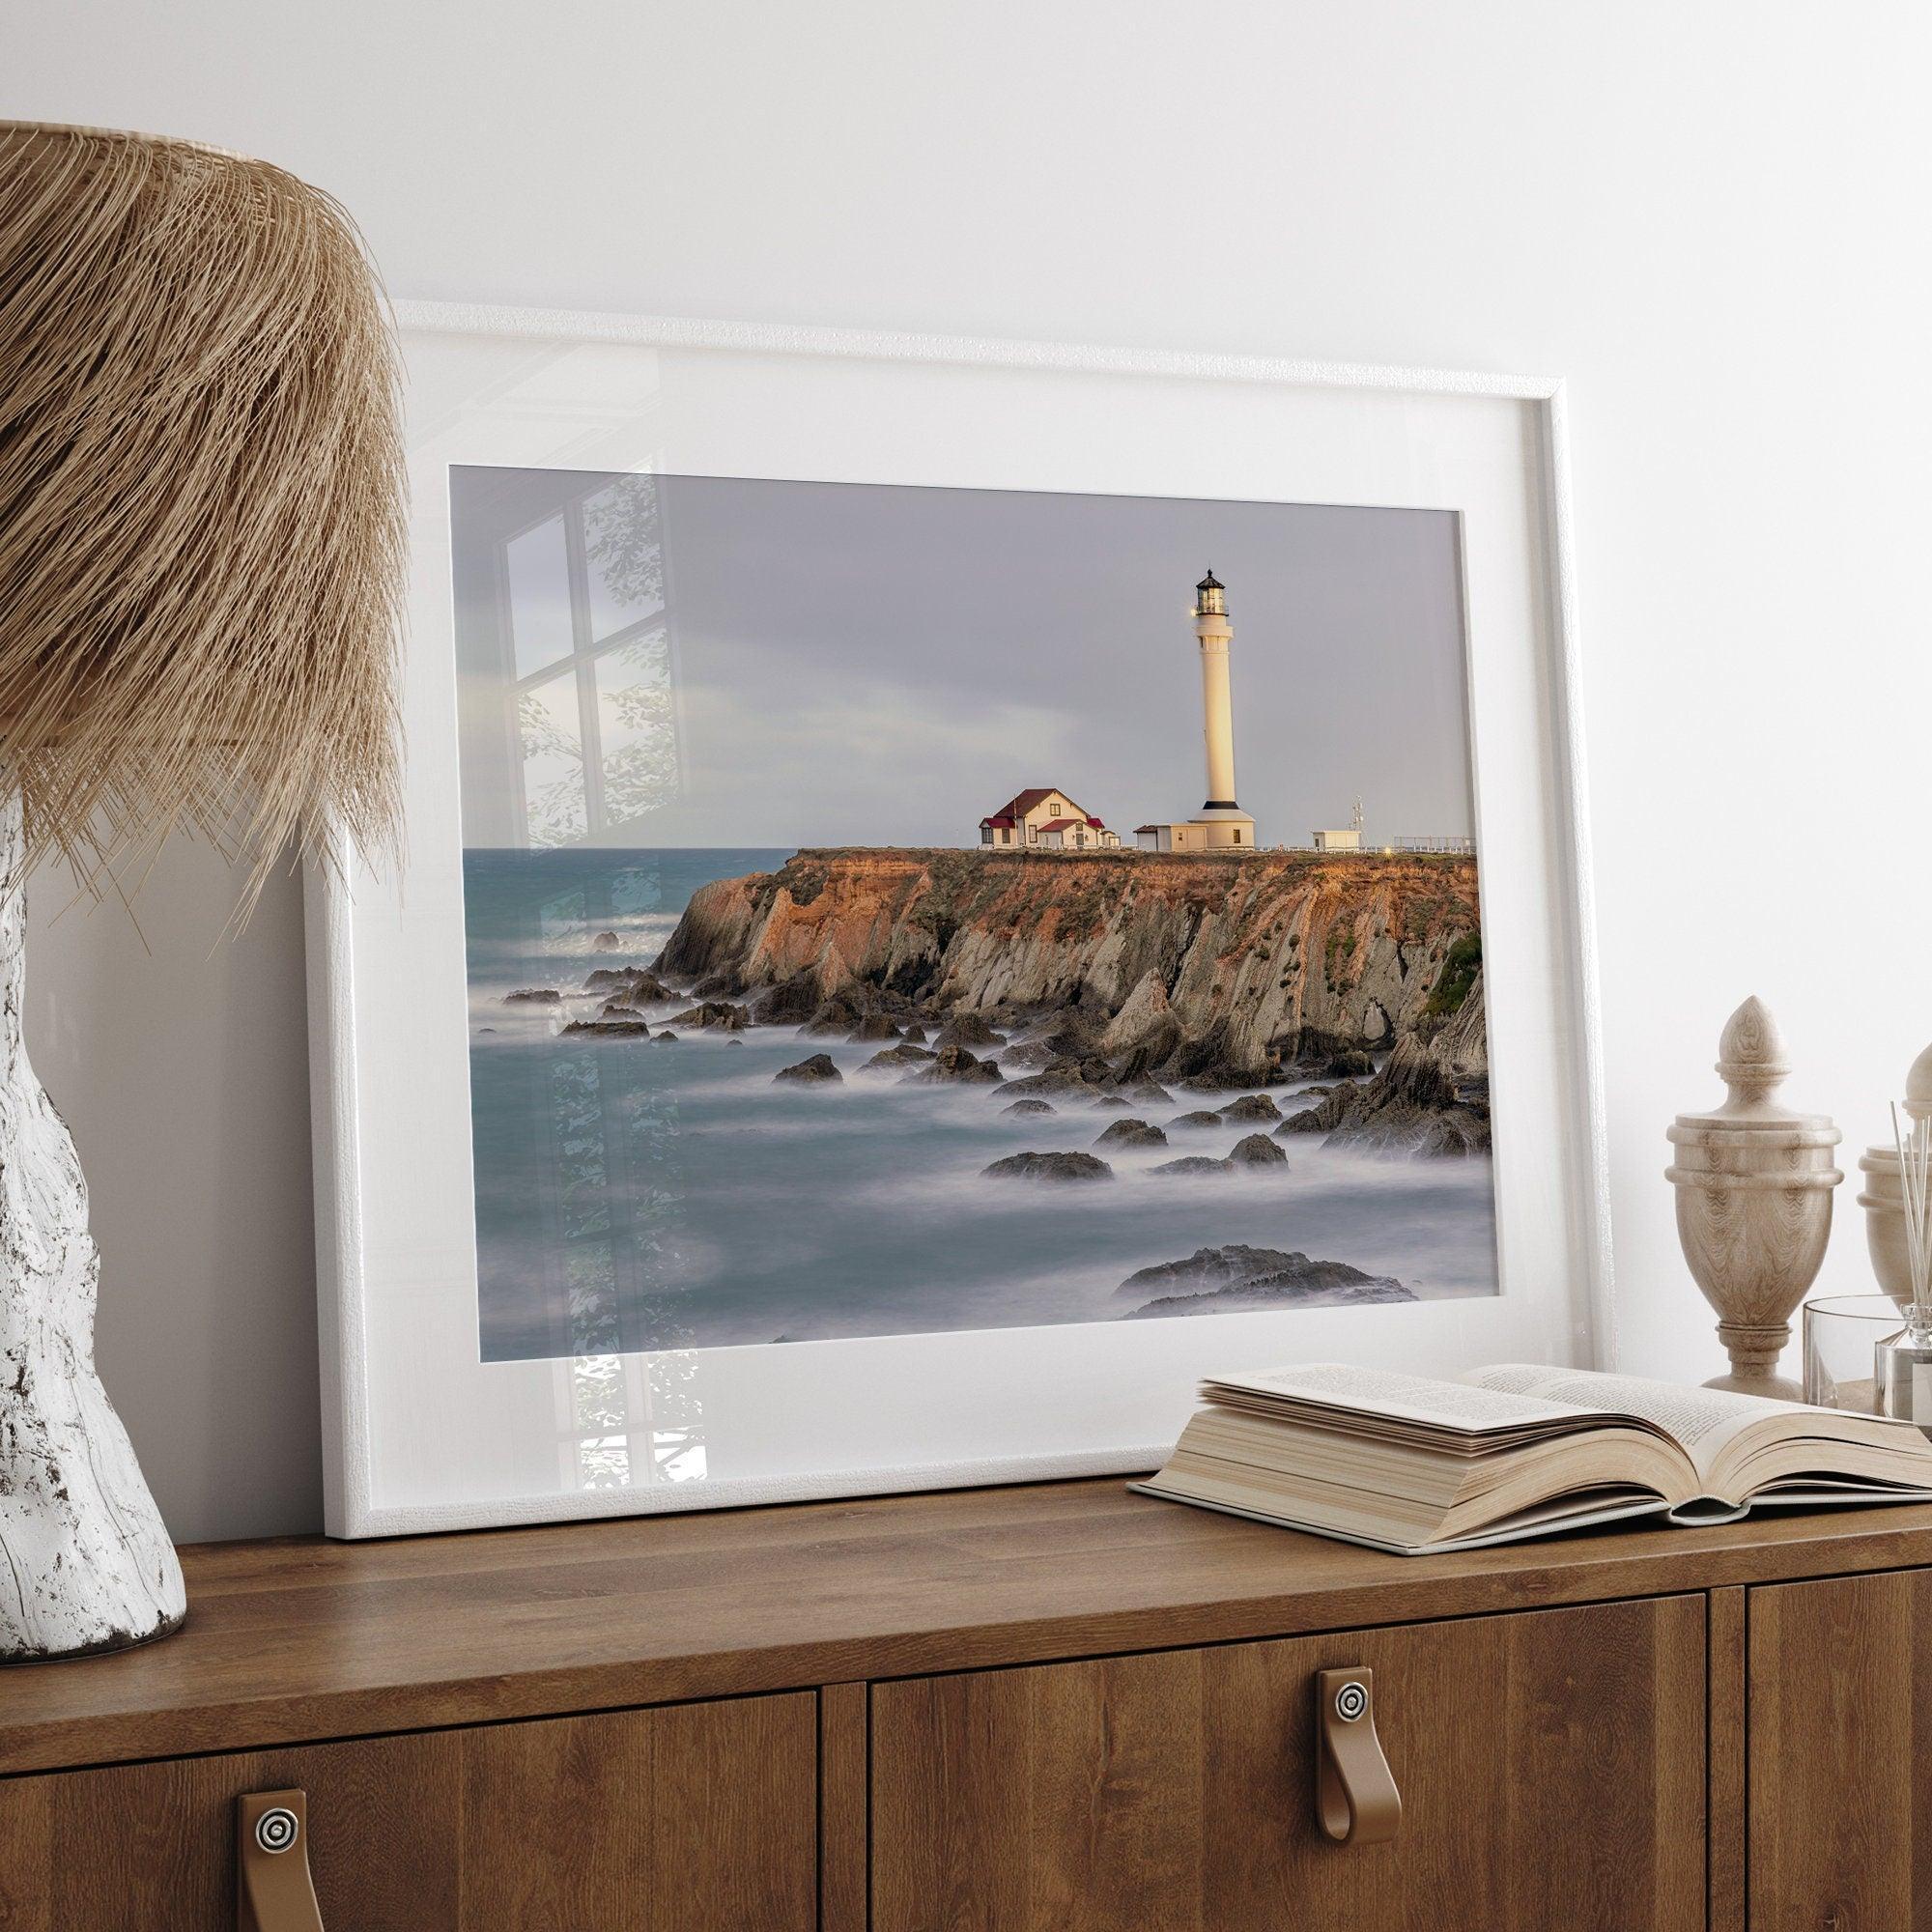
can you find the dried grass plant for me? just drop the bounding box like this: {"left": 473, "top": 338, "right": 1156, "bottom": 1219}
{"left": 0, "top": 122, "right": 404, "bottom": 910}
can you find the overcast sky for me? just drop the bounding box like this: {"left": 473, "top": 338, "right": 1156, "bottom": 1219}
{"left": 455, "top": 466, "right": 1474, "bottom": 850}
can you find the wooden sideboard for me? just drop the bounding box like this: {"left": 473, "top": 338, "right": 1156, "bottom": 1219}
{"left": 1, "top": 1477, "right": 1929, "bottom": 1929}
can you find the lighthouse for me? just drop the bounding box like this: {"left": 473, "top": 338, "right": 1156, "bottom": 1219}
{"left": 1185, "top": 571, "right": 1259, "bottom": 848}
{"left": 1194, "top": 570, "right": 1238, "bottom": 811}
{"left": 1130, "top": 571, "right": 1260, "bottom": 853}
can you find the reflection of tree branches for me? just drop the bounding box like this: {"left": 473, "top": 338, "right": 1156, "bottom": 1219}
{"left": 519, "top": 686, "right": 579, "bottom": 761}
{"left": 519, "top": 688, "right": 585, "bottom": 846}
{"left": 572, "top": 1352, "right": 633, "bottom": 1488}
{"left": 523, "top": 780, "right": 586, "bottom": 848}
{"left": 552, "top": 1056, "right": 611, "bottom": 1245}
{"left": 583, "top": 475, "right": 664, "bottom": 614}
{"left": 600, "top": 632, "right": 679, "bottom": 824}
{"left": 527, "top": 892, "right": 705, "bottom": 1487}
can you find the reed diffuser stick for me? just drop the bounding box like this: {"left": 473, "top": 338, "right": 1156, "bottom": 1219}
{"left": 1889, "top": 1101, "right": 1932, "bottom": 1337}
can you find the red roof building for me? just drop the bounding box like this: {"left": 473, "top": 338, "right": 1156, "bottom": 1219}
{"left": 979, "top": 788, "right": 1120, "bottom": 851}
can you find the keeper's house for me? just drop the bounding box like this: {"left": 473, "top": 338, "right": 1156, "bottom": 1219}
{"left": 980, "top": 788, "right": 1121, "bottom": 850}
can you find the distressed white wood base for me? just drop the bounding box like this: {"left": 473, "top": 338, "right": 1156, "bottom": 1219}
{"left": 0, "top": 793, "right": 185, "bottom": 1661}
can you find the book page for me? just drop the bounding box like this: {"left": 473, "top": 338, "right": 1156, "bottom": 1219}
{"left": 1463, "top": 1365, "right": 1799, "bottom": 1477}
{"left": 1208, "top": 1362, "right": 1602, "bottom": 1434}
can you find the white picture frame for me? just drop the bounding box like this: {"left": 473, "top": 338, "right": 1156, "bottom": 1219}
{"left": 306, "top": 301, "right": 1611, "bottom": 1538}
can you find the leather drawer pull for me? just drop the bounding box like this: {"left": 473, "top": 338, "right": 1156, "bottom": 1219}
{"left": 1315, "top": 1667, "right": 1401, "bottom": 1845}
{"left": 238, "top": 1789, "right": 325, "bottom": 1931}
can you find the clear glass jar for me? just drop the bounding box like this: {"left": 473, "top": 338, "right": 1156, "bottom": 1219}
{"left": 1803, "top": 1294, "right": 1903, "bottom": 1413}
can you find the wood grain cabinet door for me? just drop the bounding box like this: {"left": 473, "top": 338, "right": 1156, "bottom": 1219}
{"left": 1749, "top": 1568, "right": 1932, "bottom": 1930}
{"left": 0, "top": 1691, "right": 816, "bottom": 1931}
{"left": 872, "top": 1595, "right": 1705, "bottom": 1932}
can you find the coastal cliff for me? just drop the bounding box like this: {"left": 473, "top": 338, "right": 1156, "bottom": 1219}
{"left": 655, "top": 848, "right": 1487, "bottom": 1145}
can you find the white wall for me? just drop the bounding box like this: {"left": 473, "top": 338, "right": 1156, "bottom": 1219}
{"left": 10, "top": 0, "right": 1932, "bottom": 1542}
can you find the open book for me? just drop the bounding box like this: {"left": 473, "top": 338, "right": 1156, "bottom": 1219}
{"left": 1131, "top": 1362, "right": 1932, "bottom": 1554}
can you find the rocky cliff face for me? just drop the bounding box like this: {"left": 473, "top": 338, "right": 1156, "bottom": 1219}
{"left": 657, "top": 848, "right": 1486, "bottom": 1122}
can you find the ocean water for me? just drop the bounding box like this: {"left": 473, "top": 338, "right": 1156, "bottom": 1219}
{"left": 463, "top": 848, "right": 1501, "bottom": 1363}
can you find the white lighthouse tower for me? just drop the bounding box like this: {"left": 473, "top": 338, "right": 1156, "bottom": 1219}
{"left": 1186, "top": 570, "right": 1257, "bottom": 849}
{"left": 1130, "top": 570, "right": 1263, "bottom": 853}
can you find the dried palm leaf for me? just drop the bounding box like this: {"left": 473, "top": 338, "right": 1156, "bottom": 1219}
{"left": 0, "top": 121, "right": 404, "bottom": 909}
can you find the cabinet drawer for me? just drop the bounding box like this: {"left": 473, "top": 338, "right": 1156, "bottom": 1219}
{"left": 872, "top": 1596, "right": 1704, "bottom": 1932}
{"left": 0, "top": 1691, "right": 816, "bottom": 1931}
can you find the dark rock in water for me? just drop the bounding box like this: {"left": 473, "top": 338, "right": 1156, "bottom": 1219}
{"left": 1005, "top": 1057, "right": 1114, "bottom": 1099}
{"left": 1003, "top": 1098, "right": 1057, "bottom": 1117}
{"left": 848, "top": 1013, "right": 902, "bottom": 1042}
{"left": 1278, "top": 1056, "right": 1490, "bottom": 1156}
{"left": 775, "top": 1053, "right": 842, "bottom": 1084}
{"left": 600, "top": 998, "right": 644, "bottom": 1018}
{"left": 561, "top": 1016, "right": 657, "bottom": 1037}
{"left": 1229, "top": 1132, "right": 1288, "bottom": 1166}
{"left": 1276, "top": 988, "right": 1491, "bottom": 1155}
{"left": 1041, "top": 1021, "right": 1104, "bottom": 1060}
{"left": 911, "top": 1045, "right": 1004, "bottom": 1086}
{"left": 1124, "top": 1081, "right": 1175, "bottom": 1108}
{"left": 1151, "top": 1154, "right": 1236, "bottom": 1177}
{"left": 1117, "top": 1244, "right": 1414, "bottom": 1317}
{"left": 936, "top": 1012, "right": 1006, "bottom": 1049}
{"left": 504, "top": 987, "right": 561, "bottom": 1006}
{"left": 863, "top": 1041, "right": 936, "bottom": 1073}
{"left": 1118, "top": 1244, "right": 1303, "bottom": 1294}
{"left": 901, "top": 1021, "right": 928, "bottom": 1044}
{"left": 1323, "top": 1050, "right": 1376, "bottom": 1078}
{"left": 1000, "top": 1037, "right": 1060, "bottom": 1069}
{"left": 591, "top": 930, "right": 622, "bottom": 952}
{"left": 1095, "top": 1119, "right": 1167, "bottom": 1149}
{"left": 804, "top": 994, "right": 867, "bottom": 1036}
{"left": 1004, "top": 1068, "right": 1087, "bottom": 1098}
{"left": 982, "top": 1151, "right": 1114, "bottom": 1183}
{"left": 669, "top": 1001, "right": 752, "bottom": 1031}
{"left": 654, "top": 1030, "right": 679, "bottom": 1043}
{"left": 753, "top": 973, "right": 824, "bottom": 1025}
{"left": 1404, "top": 1109, "right": 1491, "bottom": 1156}
{"left": 1219, "top": 1093, "right": 1282, "bottom": 1122}
{"left": 1170, "top": 1028, "right": 1273, "bottom": 1091}
{"left": 1168, "top": 1110, "right": 1225, "bottom": 1131}
{"left": 1092, "top": 1094, "right": 1130, "bottom": 1110}
{"left": 583, "top": 966, "right": 672, "bottom": 1001}
{"left": 727, "top": 1037, "right": 744, "bottom": 1046}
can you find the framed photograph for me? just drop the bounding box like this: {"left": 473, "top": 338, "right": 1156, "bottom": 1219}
{"left": 306, "top": 303, "right": 1610, "bottom": 1537}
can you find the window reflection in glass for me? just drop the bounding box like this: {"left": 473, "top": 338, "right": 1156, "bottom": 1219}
{"left": 572, "top": 1355, "right": 631, "bottom": 1488}
{"left": 582, "top": 475, "right": 664, "bottom": 641}
{"left": 506, "top": 515, "right": 574, "bottom": 679}
{"left": 539, "top": 888, "right": 587, "bottom": 958}
{"left": 595, "top": 627, "right": 677, "bottom": 827}
{"left": 519, "top": 669, "right": 587, "bottom": 847}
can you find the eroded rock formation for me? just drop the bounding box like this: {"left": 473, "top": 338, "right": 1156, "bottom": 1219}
{"left": 655, "top": 848, "right": 1488, "bottom": 1148}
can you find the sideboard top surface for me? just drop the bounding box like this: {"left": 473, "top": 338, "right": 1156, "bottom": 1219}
{"left": 4, "top": 1478, "right": 1932, "bottom": 1776}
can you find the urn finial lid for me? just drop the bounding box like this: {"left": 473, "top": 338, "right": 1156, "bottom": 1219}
{"left": 1715, "top": 995, "right": 1789, "bottom": 1107}
{"left": 1673, "top": 995, "right": 1835, "bottom": 1133}
{"left": 1908, "top": 1040, "right": 1932, "bottom": 1120}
